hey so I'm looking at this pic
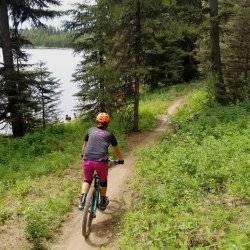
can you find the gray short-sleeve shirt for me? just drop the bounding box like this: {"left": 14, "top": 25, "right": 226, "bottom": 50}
{"left": 83, "top": 127, "right": 118, "bottom": 161}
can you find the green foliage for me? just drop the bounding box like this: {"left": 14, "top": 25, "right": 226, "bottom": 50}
{"left": 0, "top": 205, "right": 11, "bottom": 225}
{"left": 223, "top": 0, "right": 250, "bottom": 103}
{"left": 197, "top": 0, "right": 249, "bottom": 104}
{"left": 139, "top": 84, "right": 189, "bottom": 129}
{"left": 173, "top": 87, "right": 209, "bottom": 124}
{"left": 114, "top": 105, "right": 134, "bottom": 132}
{"left": 0, "top": 120, "right": 91, "bottom": 193}
{"left": 0, "top": 0, "right": 61, "bottom": 137}
{"left": 33, "top": 61, "right": 61, "bottom": 128}
{"left": 67, "top": 0, "right": 201, "bottom": 126}
{"left": 106, "top": 0, "right": 201, "bottom": 93}
{"left": 0, "top": 120, "right": 89, "bottom": 245}
{"left": 67, "top": 1, "right": 125, "bottom": 115}
{"left": 24, "top": 188, "right": 76, "bottom": 248}
{"left": 12, "top": 177, "right": 32, "bottom": 198}
{"left": 21, "top": 27, "right": 73, "bottom": 48}
{"left": 0, "top": 60, "right": 41, "bottom": 135}
{"left": 0, "top": 84, "right": 188, "bottom": 247}
{"left": 118, "top": 86, "right": 250, "bottom": 248}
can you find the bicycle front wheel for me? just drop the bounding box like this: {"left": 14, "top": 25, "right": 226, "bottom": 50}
{"left": 82, "top": 190, "right": 98, "bottom": 238}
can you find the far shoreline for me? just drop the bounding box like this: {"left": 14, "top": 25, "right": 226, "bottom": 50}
{"left": 24, "top": 46, "right": 73, "bottom": 50}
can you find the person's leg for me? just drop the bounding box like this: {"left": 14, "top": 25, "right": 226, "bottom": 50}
{"left": 81, "top": 181, "right": 91, "bottom": 194}
{"left": 100, "top": 186, "right": 107, "bottom": 197}
{"left": 79, "top": 160, "right": 94, "bottom": 210}
{"left": 95, "top": 162, "right": 109, "bottom": 210}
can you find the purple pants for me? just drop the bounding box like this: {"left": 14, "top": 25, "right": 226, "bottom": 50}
{"left": 82, "top": 160, "right": 108, "bottom": 184}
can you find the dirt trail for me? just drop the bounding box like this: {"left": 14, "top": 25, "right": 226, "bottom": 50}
{"left": 51, "top": 96, "right": 186, "bottom": 250}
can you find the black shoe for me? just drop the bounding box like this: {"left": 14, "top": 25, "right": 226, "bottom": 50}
{"left": 98, "top": 196, "right": 109, "bottom": 211}
{"left": 79, "top": 193, "right": 86, "bottom": 211}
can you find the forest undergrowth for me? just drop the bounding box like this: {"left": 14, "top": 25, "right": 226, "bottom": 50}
{"left": 0, "top": 83, "right": 189, "bottom": 247}
{"left": 118, "top": 85, "right": 250, "bottom": 249}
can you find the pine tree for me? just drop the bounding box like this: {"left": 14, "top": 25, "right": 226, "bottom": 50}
{"left": 0, "top": 0, "right": 21, "bottom": 135}
{"left": 67, "top": 0, "right": 125, "bottom": 116}
{"left": 110, "top": 0, "right": 201, "bottom": 129}
{"left": 208, "top": 0, "right": 227, "bottom": 103}
{"left": 67, "top": 0, "right": 204, "bottom": 131}
{"left": 67, "top": 0, "right": 202, "bottom": 131}
{"left": 33, "top": 62, "right": 61, "bottom": 128}
{"left": 223, "top": 0, "right": 250, "bottom": 102}
{"left": 174, "top": 0, "right": 202, "bottom": 81}
{"left": 0, "top": 0, "right": 60, "bottom": 136}
{"left": 113, "top": 0, "right": 143, "bottom": 131}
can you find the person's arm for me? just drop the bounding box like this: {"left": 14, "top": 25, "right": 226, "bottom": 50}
{"left": 110, "top": 133, "right": 124, "bottom": 162}
{"left": 81, "top": 142, "right": 86, "bottom": 155}
{"left": 81, "top": 132, "right": 89, "bottom": 158}
{"left": 113, "top": 145, "right": 123, "bottom": 160}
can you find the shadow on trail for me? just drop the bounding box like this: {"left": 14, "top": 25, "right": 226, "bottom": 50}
{"left": 84, "top": 199, "right": 126, "bottom": 248}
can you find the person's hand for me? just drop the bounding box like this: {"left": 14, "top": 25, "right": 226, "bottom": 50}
{"left": 117, "top": 159, "right": 124, "bottom": 164}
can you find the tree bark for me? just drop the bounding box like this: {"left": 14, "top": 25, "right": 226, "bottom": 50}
{"left": 0, "top": 0, "right": 25, "bottom": 136}
{"left": 209, "top": 0, "right": 226, "bottom": 103}
{"left": 133, "top": 0, "right": 141, "bottom": 132}
{"left": 99, "top": 50, "right": 106, "bottom": 112}
{"left": 42, "top": 90, "right": 46, "bottom": 128}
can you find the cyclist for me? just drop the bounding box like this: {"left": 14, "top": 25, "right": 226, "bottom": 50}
{"left": 79, "top": 112, "right": 124, "bottom": 211}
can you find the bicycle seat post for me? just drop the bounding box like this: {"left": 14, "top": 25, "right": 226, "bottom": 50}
{"left": 94, "top": 174, "right": 100, "bottom": 189}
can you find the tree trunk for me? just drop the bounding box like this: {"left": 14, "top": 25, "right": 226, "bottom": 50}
{"left": 133, "top": 0, "right": 141, "bottom": 132}
{"left": 42, "top": 90, "right": 46, "bottom": 128}
{"left": 208, "top": 0, "right": 226, "bottom": 103}
{"left": 99, "top": 50, "right": 106, "bottom": 112}
{"left": 245, "top": 49, "right": 249, "bottom": 81}
{"left": 0, "top": 0, "right": 25, "bottom": 136}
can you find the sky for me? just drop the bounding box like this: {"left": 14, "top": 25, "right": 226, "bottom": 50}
{"left": 23, "top": 0, "right": 95, "bottom": 28}
{"left": 60, "top": 0, "right": 95, "bottom": 10}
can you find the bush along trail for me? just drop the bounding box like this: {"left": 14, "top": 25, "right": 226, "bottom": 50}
{"left": 118, "top": 87, "right": 250, "bottom": 249}
{"left": 0, "top": 83, "right": 190, "bottom": 249}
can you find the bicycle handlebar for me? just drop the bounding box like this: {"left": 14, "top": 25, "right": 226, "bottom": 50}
{"left": 109, "top": 159, "right": 124, "bottom": 165}
{"left": 80, "top": 156, "right": 124, "bottom": 165}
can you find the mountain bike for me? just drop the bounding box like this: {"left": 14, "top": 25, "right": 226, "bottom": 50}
{"left": 82, "top": 159, "right": 124, "bottom": 239}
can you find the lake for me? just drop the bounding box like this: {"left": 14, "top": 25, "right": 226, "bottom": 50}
{"left": 26, "top": 48, "right": 81, "bottom": 119}
{"left": 0, "top": 48, "right": 82, "bottom": 133}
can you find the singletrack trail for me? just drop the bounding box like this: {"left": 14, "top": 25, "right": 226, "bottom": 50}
{"left": 51, "top": 96, "right": 186, "bottom": 250}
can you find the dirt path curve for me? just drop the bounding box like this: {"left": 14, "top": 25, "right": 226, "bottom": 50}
{"left": 51, "top": 96, "right": 186, "bottom": 250}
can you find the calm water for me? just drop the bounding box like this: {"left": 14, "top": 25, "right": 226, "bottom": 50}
{"left": 26, "top": 48, "right": 81, "bottom": 119}
{"left": 0, "top": 48, "right": 81, "bottom": 133}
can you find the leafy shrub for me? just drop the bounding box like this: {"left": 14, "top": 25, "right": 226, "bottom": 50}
{"left": 0, "top": 120, "right": 91, "bottom": 191}
{"left": 115, "top": 105, "right": 134, "bottom": 132}
{"left": 0, "top": 205, "right": 11, "bottom": 225}
{"left": 12, "top": 177, "right": 32, "bottom": 198}
{"left": 24, "top": 188, "right": 76, "bottom": 248}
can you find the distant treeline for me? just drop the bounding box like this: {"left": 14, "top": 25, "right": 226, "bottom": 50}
{"left": 21, "top": 26, "right": 73, "bottom": 48}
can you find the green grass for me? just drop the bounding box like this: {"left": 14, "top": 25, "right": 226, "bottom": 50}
{"left": 24, "top": 186, "right": 77, "bottom": 248}
{"left": 0, "top": 83, "right": 190, "bottom": 247}
{"left": 118, "top": 86, "right": 250, "bottom": 249}
{"left": 139, "top": 83, "right": 191, "bottom": 129}
{"left": 0, "top": 120, "right": 90, "bottom": 197}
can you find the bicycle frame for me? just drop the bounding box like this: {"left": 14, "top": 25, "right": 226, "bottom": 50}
{"left": 90, "top": 174, "right": 100, "bottom": 217}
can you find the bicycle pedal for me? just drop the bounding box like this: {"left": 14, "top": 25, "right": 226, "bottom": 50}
{"left": 90, "top": 212, "right": 96, "bottom": 218}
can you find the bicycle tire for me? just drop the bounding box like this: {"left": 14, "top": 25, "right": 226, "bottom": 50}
{"left": 82, "top": 192, "right": 94, "bottom": 238}
{"left": 82, "top": 189, "right": 99, "bottom": 238}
